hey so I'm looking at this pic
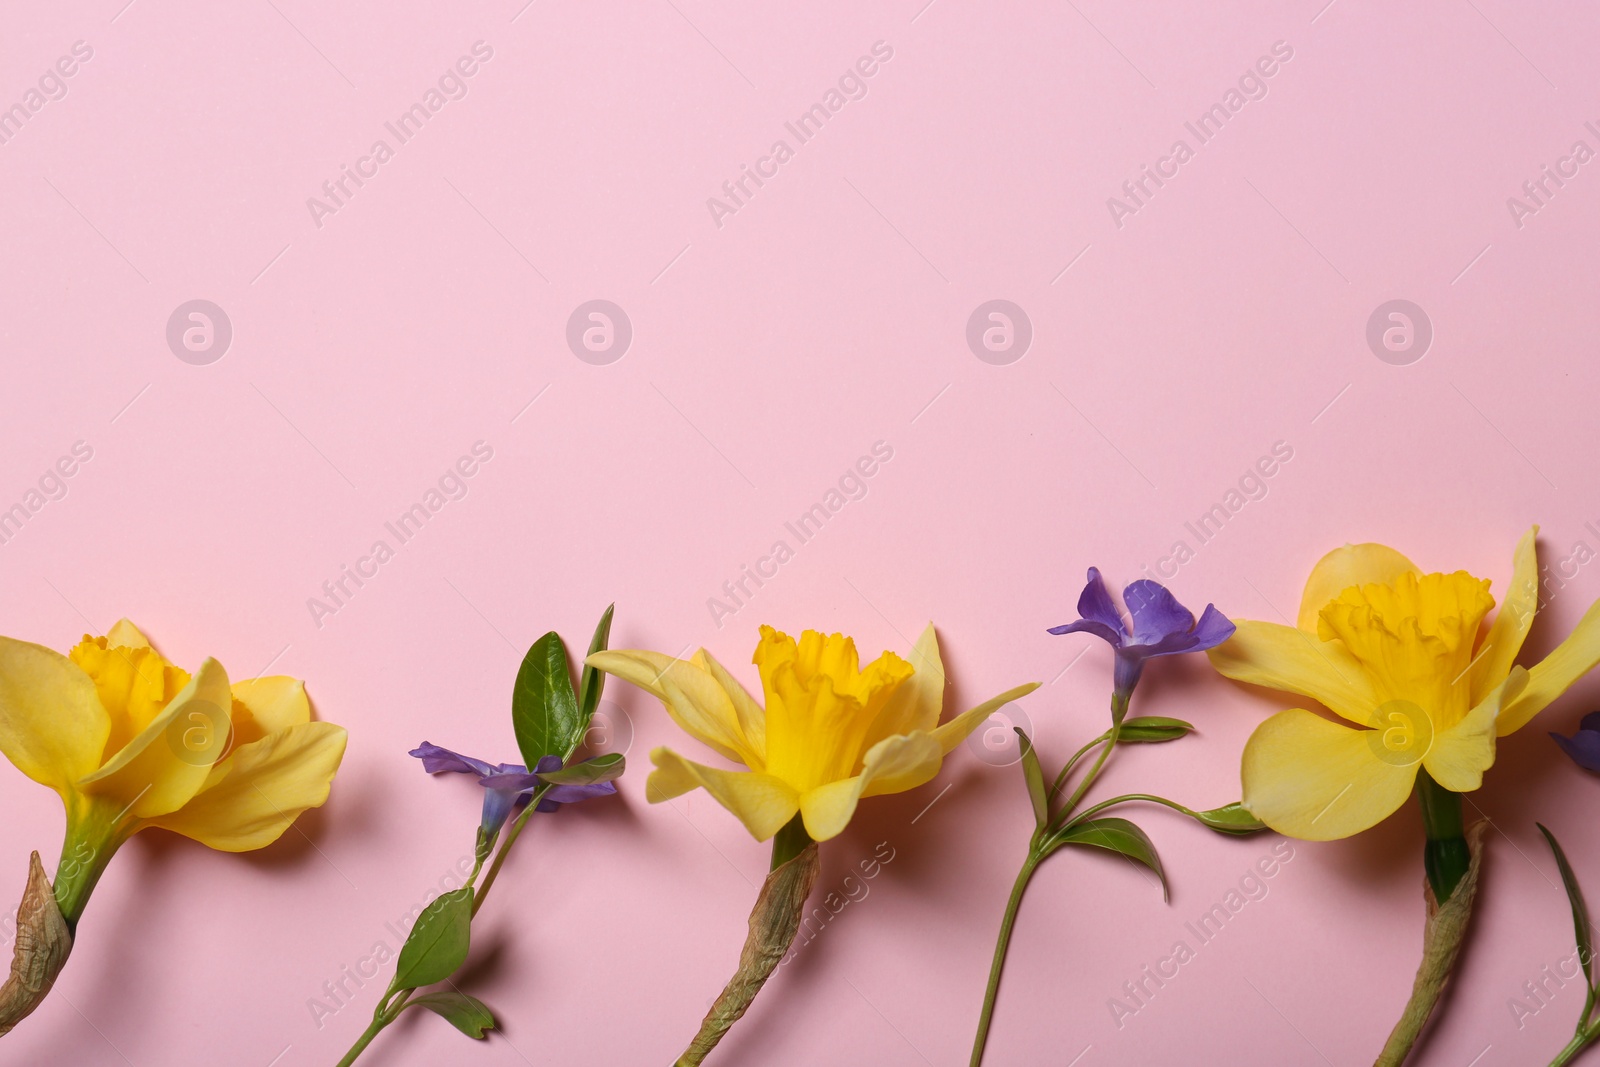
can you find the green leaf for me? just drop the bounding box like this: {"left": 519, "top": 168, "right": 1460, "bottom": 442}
{"left": 393, "top": 889, "right": 474, "bottom": 990}
{"left": 1115, "top": 716, "right": 1194, "bottom": 743}
{"left": 537, "top": 751, "right": 625, "bottom": 786}
{"left": 1049, "top": 817, "right": 1169, "bottom": 902}
{"left": 1538, "top": 823, "right": 1595, "bottom": 990}
{"left": 1015, "top": 728, "right": 1048, "bottom": 828}
{"left": 1193, "top": 802, "right": 1268, "bottom": 835}
{"left": 512, "top": 631, "right": 581, "bottom": 767}
{"left": 407, "top": 991, "right": 497, "bottom": 1038}
{"left": 578, "top": 604, "right": 615, "bottom": 724}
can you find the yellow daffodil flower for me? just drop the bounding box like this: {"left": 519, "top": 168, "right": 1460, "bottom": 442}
{"left": 0, "top": 619, "right": 347, "bottom": 918}
{"left": 589, "top": 623, "right": 1038, "bottom": 842}
{"left": 1209, "top": 529, "right": 1600, "bottom": 840}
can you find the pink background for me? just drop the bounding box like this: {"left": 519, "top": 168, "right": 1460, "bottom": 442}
{"left": 3, "top": 0, "right": 1600, "bottom": 1063}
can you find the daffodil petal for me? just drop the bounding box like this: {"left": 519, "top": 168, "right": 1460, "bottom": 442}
{"left": 1241, "top": 709, "right": 1417, "bottom": 840}
{"left": 230, "top": 676, "right": 312, "bottom": 747}
{"left": 645, "top": 747, "right": 798, "bottom": 840}
{"left": 1297, "top": 543, "right": 1420, "bottom": 632}
{"left": 1498, "top": 597, "right": 1600, "bottom": 735}
{"left": 147, "top": 722, "right": 347, "bottom": 851}
{"left": 1470, "top": 526, "right": 1540, "bottom": 705}
{"left": 1426, "top": 669, "right": 1523, "bottom": 792}
{"left": 1207, "top": 620, "right": 1376, "bottom": 725}
{"left": 799, "top": 732, "right": 944, "bottom": 841}
{"left": 79, "top": 657, "right": 232, "bottom": 818}
{"left": 104, "top": 619, "right": 152, "bottom": 650}
{"left": 588, "top": 650, "right": 758, "bottom": 766}
{"left": 930, "top": 682, "right": 1041, "bottom": 755}
{"left": 866, "top": 623, "right": 945, "bottom": 747}
{"left": 696, "top": 649, "right": 767, "bottom": 768}
{"left": 0, "top": 637, "right": 110, "bottom": 793}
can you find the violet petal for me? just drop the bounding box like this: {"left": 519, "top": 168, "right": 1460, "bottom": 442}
{"left": 410, "top": 741, "right": 495, "bottom": 778}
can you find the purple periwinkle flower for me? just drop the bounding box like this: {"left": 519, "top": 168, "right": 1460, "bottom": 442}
{"left": 1551, "top": 713, "right": 1600, "bottom": 774}
{"left": 409, "top": 741, "right": 618, "bottom": 841}
{"left": 1048, "top": 567, "right": 1236, "bottom": 708}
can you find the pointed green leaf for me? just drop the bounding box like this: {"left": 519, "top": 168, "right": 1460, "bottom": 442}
{"left": 407, "top": 991, "right": 497, "bottom": 1038}
{"left": 512, "top": 631, "right": 581, "bottom": 767}
{"left": 393, "top": 889, "right": 473, "bottom": 990}
{"left": 1116, "top": 716, "right": 1194, "bottom": 743}
{"left": 1194, "top": 802, "right": 1268, "bottom": 835}
{"left": 537, "top": 751, "right": 625, "bottom": 786}
{"left": 578, "top": 604, "right": 615, "bottom": 724}
{"left": 1538, "top": 823, "right": 1595, "bottom": 990}
{"left": 1015, "top": 728, "right": 1048, "bottom": 828}
{"left": 1050, "top": 817, "right": 1169, "bottom": 902}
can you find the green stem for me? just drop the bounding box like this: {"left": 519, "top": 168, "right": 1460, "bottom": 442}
{"left": 1550, "top": 1029, "right": 1596, "bottom": 1067}
{"left": 333, "top": 785, "right": 551, "bottom": 1066}
{"left": 472, "top": 784, "right": 553, "bottom": 917}
{"left": 1049, "top": 731, "right": 1110, "bottom": 801}
{"left": 969, "top": 848, "right": 1042, "bottom": 1067}
{"left": 332, "top": 1015, "right": 387, "bottom": 1067}
{"left": 1416, "top": 770, "right": 1469, "bottom": 904}
{"left": 1066, "top": 793, "right": 1196, "bottom": 827}
{"left": 770, "top": 814, "right": 811, "bottom": 870}
{"left": 1051, "top": 715, "right": 1126, "bottom": 833}
{"left": 53, "top": 797, "right": 133, "bottom": 931}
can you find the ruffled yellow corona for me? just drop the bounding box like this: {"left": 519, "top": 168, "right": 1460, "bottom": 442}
{"left": 1209, "top": 529, "right": 1600, "bottom": 839}
{"left": 0, "top": 619, "right": 347, "bottom": 918}
{"left": 589, "top": 624, "right": 1037, "bottom": 842}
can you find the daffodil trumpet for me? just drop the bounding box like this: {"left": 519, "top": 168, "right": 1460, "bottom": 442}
{"left": 330, "top": 608, "right": 625, "bottom": 1067}
{"left": 1208, "top": 530, "right": 1600, "bottom": 1066}
{"left": 588, "top": 622, "right": 1039, "bottom": 1067}
{"left": 968, "top": 570, "right": 1261, "bottom": 1067}
{"left": 0, "top": 620, "right": 347, "bottom": 1036}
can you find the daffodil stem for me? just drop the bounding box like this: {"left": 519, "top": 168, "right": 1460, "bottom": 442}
{"left": 970, "top": 848, "right": 1042, "bottom": 1067}
{"left": 770, "top": 814, "right": 811, "bottom": 870}
{"left": 1416, "top": 771, "right": 1469, "bottom": 904}
{"left": 52, "top": 799, "right": 131, "bottom": 931}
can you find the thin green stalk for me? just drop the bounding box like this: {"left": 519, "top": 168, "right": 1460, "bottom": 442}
{"left": 333, "top": 1015, "right": 388, "bottom": 1067}
{"left": 973, "top": 692, "right": 1132, "bottom": 1066}
{"left": 1546, "top": 979, "right": 1600, "bottom": 1066}
{"left": 1066, "top": 793, "right": 1197, "bottom": 827}
{"left": 1048, "top": 731, "right": 1110, "bottom": 800}
{"left": 1549, "top": 1030, "right": 1595, "bottom": 1067}
{"left": 1051, "top": 723, "right": 1124, "bottom": 833}
{"left": 334, "top": 785, "right": 552, "bottom": 1065}
{"left": 472, "top": 783, "right": 553, "bottom": 917}
{"left": 968, "top": 847, "right": 1042, "bottom": 1067}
